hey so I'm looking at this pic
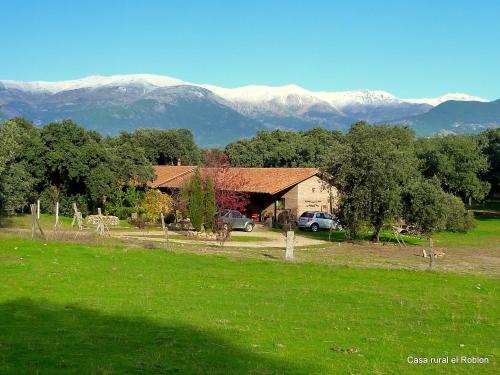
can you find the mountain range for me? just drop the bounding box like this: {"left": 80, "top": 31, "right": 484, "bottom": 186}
{"left": 0, "top": 74, "right": 498, "bottom": 146}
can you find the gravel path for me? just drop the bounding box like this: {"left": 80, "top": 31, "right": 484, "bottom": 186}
{"left": 110, "top": 225, "right": 328, "bottom": 248}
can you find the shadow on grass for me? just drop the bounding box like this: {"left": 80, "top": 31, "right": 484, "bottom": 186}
{"left": 295, "top": 229, "right": 347, "bottom": 242}
{"left": 0, "top": 216, "right": 15, "bottom": 229}
{"left": 0, "top": 299, "right": 304, "bottom": 375}
{"left": 474, "top": 211, "right": 500, "bottom": 219}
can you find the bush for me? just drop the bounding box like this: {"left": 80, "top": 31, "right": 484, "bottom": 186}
{"left": 59, "top": 194, "right": 89, "bottom": 216}
{"left": 139, "top": 189, "right": 172, "bottom": 223}
{"left": 40, "top": 188, "right": 89, "bottom": 216}
{"left": 39, "top": 186, "right": 60, "bottom": 214}
{"left": 115, "top": 207, "right": 134, "bottom": 220}
{"left": 129, "top": 215, "right": 146, "bottom": 229}
{"left": 444, "top": 194, "right": 475, "bottom": 232}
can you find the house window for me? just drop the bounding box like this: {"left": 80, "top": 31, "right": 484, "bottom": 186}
{"left": 277, "top": 198, "right": 286, "bottom": 209}
{"left": 312, "top": 187, "right": 316, "bottom": 193}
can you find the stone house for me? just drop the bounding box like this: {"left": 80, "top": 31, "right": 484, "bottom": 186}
{"left": 150, "top": 166, "right": 337, "bottom": 222}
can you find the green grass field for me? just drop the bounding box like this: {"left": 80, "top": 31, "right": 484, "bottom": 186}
{"left": 0, "top": 235, "right": 498, "bottom": 374}
{"left": 0, "top": 213, "right": 135, "bottom": 231}
{"left": 4, "top": 209, "right": 499, "bottom": 248}
{"left": 293, "top": 215, "right": 500, "bottom": 249}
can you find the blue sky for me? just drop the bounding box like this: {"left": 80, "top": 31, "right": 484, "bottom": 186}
{"left": 1, "top": 0, "right": 499, "bottom": 99}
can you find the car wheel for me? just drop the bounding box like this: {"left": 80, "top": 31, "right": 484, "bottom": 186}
{"left": 310, "top": 223, "right": 319, "bottom": 232}
{"left": 245, "top": 223, "right": 254, "bottom": 232}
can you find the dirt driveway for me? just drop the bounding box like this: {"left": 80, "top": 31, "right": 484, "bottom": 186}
{"left": 110, "top": 224, "right": 327, "bottom": 248}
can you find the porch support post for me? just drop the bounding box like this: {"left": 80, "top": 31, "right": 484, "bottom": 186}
{"left": 274, "top": 195, "right": 277, "bottom": 221}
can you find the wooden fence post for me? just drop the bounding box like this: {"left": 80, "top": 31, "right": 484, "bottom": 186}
{"left": 30, "top": 203, "right": 46, "bottom": 240}
{"left": 31, "top": 204, "right": 36, "bottom": 240}
{"left": 54, "top": 202, "right": 60, "bottom": 229}
{"left": 160, "top": 212, "right": 169, "bottom": 249}
{"left": 71, "top": 203, "right": 83, "bottom": 230}
{"left": 428, "top": 237, "right": 434, "bottom": 270}
{"left": 285, "top": 230, "right": 294, "bottom": 261}
{"left": 96, "top": 208, "right": 106, "bottom": 236}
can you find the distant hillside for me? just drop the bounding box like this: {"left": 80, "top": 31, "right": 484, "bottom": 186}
{"left": 0, "top": 84, "right": 265, "bottom": 145}
{"left": 394, "top": 100, "right": 500, "bottom": 135}
{"left": 1, "top": 74, "right": 497, "bottom": 145}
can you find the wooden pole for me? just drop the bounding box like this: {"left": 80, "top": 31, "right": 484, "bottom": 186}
{"left": 54, "top": 202, "right": 59, "bottom": 228}
{"left": 160, "top": 212, "right": 169, "bottom": 249}
{"left": 30, "top": 203, "right": 46, "bottom": 240}
{"left": 71, "top": 203, "right": 83, "bottom": 230}
{"left": 71, "top": 203, "right": 77, "bottom": 227}
{"left": 31, "top": 204, "right": 36, "bottom": 240}
{"left": 97, "top": 208, "right": 104, "bottom": 236}
{"left": 428, "top": 237, "right": 434, "bottom": 270}
{"left": 285, "top": 230, "right": 294, "bottom": 261}
{"left": 37, "top": 199, "right": 40, "bottom": 220}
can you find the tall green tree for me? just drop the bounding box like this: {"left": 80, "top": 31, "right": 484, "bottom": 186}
{"left": 327, "top": 123, "right": 418, "bottom": 241}
{"left": 479, "top": 128, "right": 500, "bottom": 195}
{"left": 225, "top": 127, "right": 345, "bottom": 168}
{"left": 416, "top": 134, "right": 490, "bottom": 203}
{"left": 0, "top": 120, "right": 18, "bottom": 175}
{"left": 117, "top": 128, "right": 201, "bottom": 165}
{"left": 403, "top": 178, "right": 473, "bottom": 269}
{"left": 38, "top": 120, "right": 153, "bottom": 214}
{"left": 204, "top": 176, "right": 217, "bottom": 230}
{"left": 184, "top": 168, "right": 205, "bottom": 231}
{"left": 0, "top": 119, "right": 41, "bottom": 214}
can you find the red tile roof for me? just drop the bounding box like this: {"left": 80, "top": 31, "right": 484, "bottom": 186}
{"left": 150, "top": 166, "right": 320, "bottom": 195}
{"left": 149, "top": 166, "right": 197, "bottom": 188}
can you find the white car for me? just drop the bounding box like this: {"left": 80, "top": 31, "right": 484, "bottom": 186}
{"left": 298, "top": 211, "right": 340, "bottom": 232}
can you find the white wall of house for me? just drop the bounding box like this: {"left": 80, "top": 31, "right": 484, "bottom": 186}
{"left": 260, "top": 176, "right": 337, "bottom": 220}
{"left": 296, "top": 176, "right": 337, "bottom": 217}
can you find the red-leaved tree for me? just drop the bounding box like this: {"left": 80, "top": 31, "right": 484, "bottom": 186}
{"left": 203, "top": 153, "right": 250, "bottom": 212}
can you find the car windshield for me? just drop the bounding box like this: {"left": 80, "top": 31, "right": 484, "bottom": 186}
{"left": 218, "top": 210, "right": 230, "bottom": 217}
{"left": 300, "top": 212, "right": 314, "bottom": 218}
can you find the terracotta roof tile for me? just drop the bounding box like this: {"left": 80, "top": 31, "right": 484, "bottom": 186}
{"left": 151, "top": 166, "right": 320, "bottom": 195}
{"left": 149, "top": 166, "right": 197, "bottom": 188}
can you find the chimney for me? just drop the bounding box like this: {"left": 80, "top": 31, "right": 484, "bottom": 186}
{"left": 177, "top": 158, "right": 181, "bottom": 166}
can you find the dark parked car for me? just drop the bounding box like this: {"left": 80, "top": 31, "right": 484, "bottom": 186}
{"left": 217, "top": 210, "right": 255, "bottom": 232}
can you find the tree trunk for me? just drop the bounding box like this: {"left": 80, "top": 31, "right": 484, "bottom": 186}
{"left": 371, "top": 225, "right": 381, "bottom": 242}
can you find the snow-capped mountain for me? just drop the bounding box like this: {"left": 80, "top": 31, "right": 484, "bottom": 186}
{"left": 0, "top": 74, "right": 496, "bottom": 145}
{"left": 0, "top": 74, "right": 185, "bottom": 93}
{"left": 1, "top": 74, "right": 487, "bottom": 108}
{"left": 402, "top": 93, "right": 488, "bottom": 106}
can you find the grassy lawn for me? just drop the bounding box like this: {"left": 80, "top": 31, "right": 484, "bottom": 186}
{"left": 112, "top": 233, "right": 271, "bottom": 243}
{"left": 0, "top": 213, "right": 135, "bottom": 231}
{"left": 291, "top": 227, "right": 425, "bottom": 245}
{"left": 433, "top": 217, "right": 500, "bottom": 249}
{"left": 230, "top": 235, "right": 270, "bottom": 242}
{"left": 291, "top": 215, "right": 500, "bottom": 249}
{"left": 0, "top": 234, "right": 498, "bottom": 374}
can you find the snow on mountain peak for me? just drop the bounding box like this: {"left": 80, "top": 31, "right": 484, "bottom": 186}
{"left": 0, "top": 74, "right": 186, "bottom": 93}
{"left": 0, "top": 74, "right": 489, "bottom": 110}
{"left": 403, "top": 93, "right": 488, "bottom": 106}
{"left": 201, "top": 83, "right": 315, "bottom": 104}
{"left": 315, "top": 89, "right": 401, "bottom": 108}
